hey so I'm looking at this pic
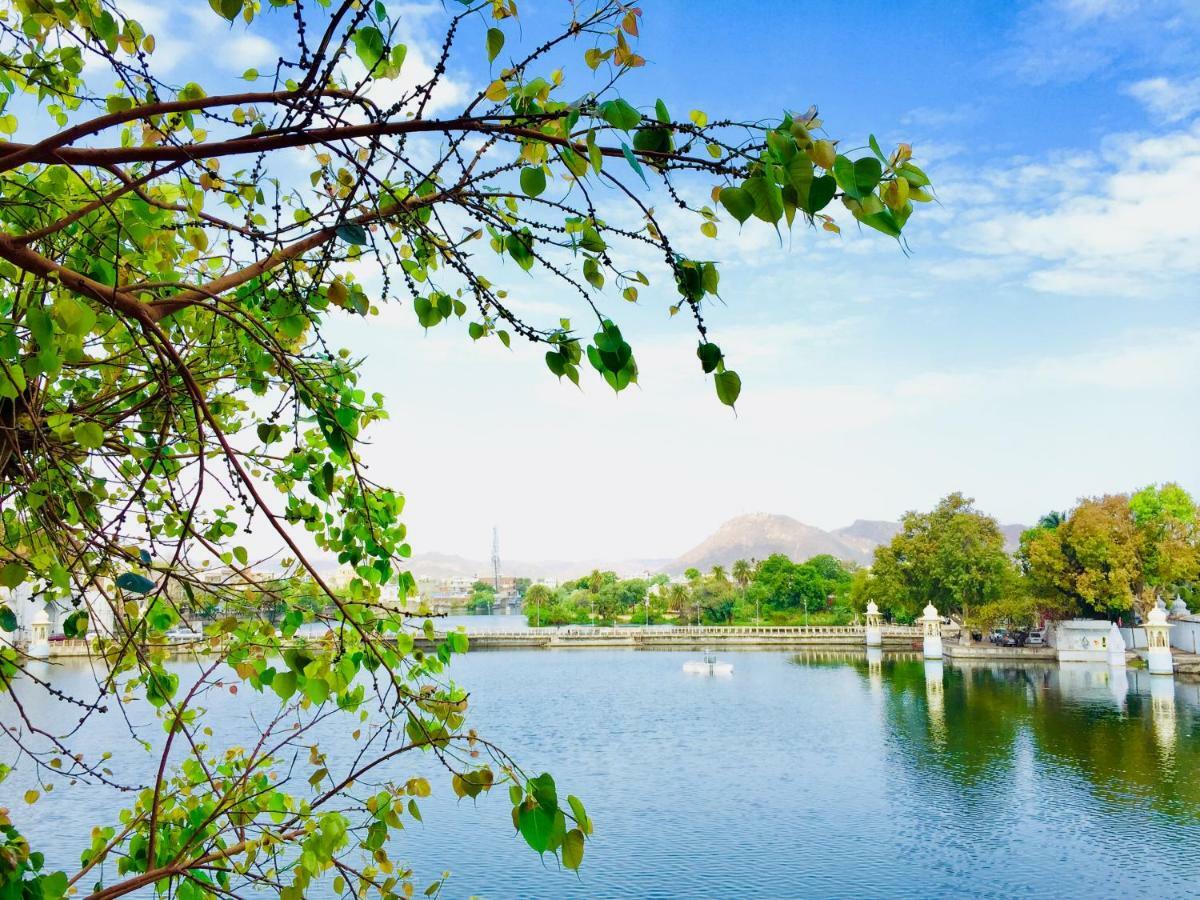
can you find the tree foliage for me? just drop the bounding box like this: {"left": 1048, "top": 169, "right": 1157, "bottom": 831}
{"left": 0, "top": 0, "right": 933, "bottom": 896}
{"left": 1019, "top": 484, "right": 1200, "bottom": 618}
{"left": 865, "top": 493, "right": 1015, "bottom": 625}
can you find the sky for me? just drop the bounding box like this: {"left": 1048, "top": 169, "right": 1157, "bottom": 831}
{"left": 90, "top": 0, "right": 1200, "bottom": 563}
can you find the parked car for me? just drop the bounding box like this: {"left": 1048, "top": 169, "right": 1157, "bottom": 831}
{"left": 1026, "top": 629, "right": 1046, "bottom": 647}
{"left": 1001, "top": 631, "right": 1029, "bottom": 647}
{"left": 988, "top": 628, "right": 1008, "bottom": 645}
{"left": 165, "top": 626, "right": 202, "bottom": 643}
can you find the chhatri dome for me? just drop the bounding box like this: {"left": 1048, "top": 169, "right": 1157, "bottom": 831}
{"left": 866, "top": 601, "right": 879, "bottom": 616}
{"left": 923, "top": 602, "right": 938, "bottom": 620}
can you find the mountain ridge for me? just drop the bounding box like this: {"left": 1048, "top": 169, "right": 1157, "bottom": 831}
{"left": 408, "top": 513, "right": 1028, "bottom": 579}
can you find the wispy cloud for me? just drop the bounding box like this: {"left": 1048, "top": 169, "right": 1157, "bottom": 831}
{"left": 947, "top": 122, "right": 1200, "bottom": 297}
{"left": 1002, "top": 0, "right": 1200, "bottom": 85}
{"left": 1125, "top": 75, "right": 1200, "bottom": 122}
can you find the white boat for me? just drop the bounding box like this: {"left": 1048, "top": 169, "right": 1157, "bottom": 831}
{"left": 682, "top": 650, "right": 733, "bottom": 676}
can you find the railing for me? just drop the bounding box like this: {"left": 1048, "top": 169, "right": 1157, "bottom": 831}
{"left": 427, "top": 625, "right": 923, "bottom": 639}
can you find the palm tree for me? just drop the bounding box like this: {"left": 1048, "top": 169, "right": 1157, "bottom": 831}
{"left": 1038, "top": 510, "right": 1066, "bottom": 530}
{"left": 732, "top": 559, "right": 752, "bottom": 591}
{"left": 667, "top": 583, "right": 689, "bottom": 615}
{"left": 710, "top": 564, "right": 728, "bottom": 583}
{"left": 525, "top": 584, "right": 551, "bottom": 628}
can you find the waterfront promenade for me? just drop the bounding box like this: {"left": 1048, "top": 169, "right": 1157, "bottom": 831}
{"left": 420, "top": 624, "right": 925, "bottom": 650}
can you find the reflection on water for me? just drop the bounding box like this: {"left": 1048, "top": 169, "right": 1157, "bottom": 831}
{"left": 3, "top": 651, "right": 1200, "bottom": 898}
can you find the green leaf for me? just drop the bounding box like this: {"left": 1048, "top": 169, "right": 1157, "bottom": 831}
{"left": 562, "top": 828, "right": 585, "bottom": 870}
{"left": 52, "top": 296, "right": 96, "bottom": 336}
{"left": 486, "top": 27, "right": 504, "bottom": 63}
{"left": 805, "top": 175, "right": 837, "bottom": 213}
{"left": 743, "top": 177, "right": 783, "bottom": 224}
{"left": 504, "top": 231, "right": 534, "bottom": 271}
{"left": 896, "top": 162, "right": 931, "bottom": 187}
{"left": 63, "top": 611, "right": 88, "bottom": 639}
{"left": 715, "top": 370, "right": 741, "bottom": 407}
{"left": 632, "top": 127, "right": 671, "bottom": 156}
{"left": 858, "top": 210, "right": 903, "bottom": 238}
{"left": 832, "top": 156, "right": 859, "bottom": 199}
{"left": 530, "top": 772, "right": 557, "bottom": 814}
{"left": 697, "top": 342, "right": 722, "bottom": 374}
{"left": 620, "top": 142, "right": 649, "bottom": 188}
{"left": 519, "top": 166, "right": 546, "bottom": 198}
{"left": 718, "top": 186, "right": 754, "bottom": 224}
{"left": 567, "top": 794, "right": 592, "bottom": 834}
{"left": 210, "top": 0, "right": 244, "bottom": 21}
{"left": 115, "top": 572, "right": 156, "bottom": 594}
{"left": 868, "top": 134, "right": 888, "bottom": 164}
{"left": 598, "top": 98, "right": 641, "bottom": 131}
{"left": 518, "top": 804, "right": 554, "bottom": 854}
{"left": 833, "top": 156, "right": 883, "bottom": 200}
{"left": 39, "top": 871, "right": 68, "bottom": 900}
{"left": 303, "top": 677, "right": 329, "bottom": 705}
{"left": 0, "top": 605, "right": 16, "bottom": 632}
{"left": 272, "top": 670, "right": 297, "bottom": 701}
{"left": 853, "top": 157, "right": 883, "bottom": 196}
{"left": 336, "top": 223, "right": 368, "bottom": 245}
{"left": 352, "top": 27, "right": 386, "bottom": 71}
{"left": 73, "top": 422, "right": 104, "bottom": 450}
{"left": 0, "top": 563, "right": 26, "bottom": 589}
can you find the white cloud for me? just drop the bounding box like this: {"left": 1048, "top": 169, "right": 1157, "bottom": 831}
{"left": 1126, "top": 75, "right": 1200, "bottom": 122}
{"left": 117, "top": 0, "right": 280, "bottom": 75}
{"left": 952, "top": 122, "right": 1200, "bottom": 297}
{"left": 1002, "top": 0, "right": 1200, "bottom": 85}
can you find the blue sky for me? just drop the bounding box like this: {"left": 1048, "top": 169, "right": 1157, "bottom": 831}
{"left": 114, "top": 0, "right": 1200, "bottom": 563}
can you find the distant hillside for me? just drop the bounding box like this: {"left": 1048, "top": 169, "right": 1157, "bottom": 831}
{"left": 670, "top": 513, "right": 875, "bottom": 571}
{"left": 669, "top": 513, "right": 1028, "bottom": 572}
{"left": 830, "top": 519, "right": 902, "bottom": 559}
{"left": 410, "top": 513, "right": 1029, "bottom": 581}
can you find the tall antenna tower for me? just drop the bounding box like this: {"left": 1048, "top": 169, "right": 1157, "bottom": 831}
{"left": 491, "top": 526, "right": 501, "bottom": 592}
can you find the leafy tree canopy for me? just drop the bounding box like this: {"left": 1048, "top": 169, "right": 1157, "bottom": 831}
{"left": 867, "top": 493, "right": 1014, "bottom": 623}
{"left": 1020, "top": 484, "right": 1200, "bottom": 618}
{"left": 0, "top": 0, "right": 933, "bottom": 896}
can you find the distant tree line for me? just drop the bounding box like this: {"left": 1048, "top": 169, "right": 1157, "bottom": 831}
{"left": 521, "top": 484, "right": 1198, "bottom": 632}
{"left": 524, "top": 554, "right": 858, "bottom": 627}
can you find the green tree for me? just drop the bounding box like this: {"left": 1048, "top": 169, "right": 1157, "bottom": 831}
{"left": 469, "top": 582, "right": 497, "bottom": 612}
{"left": 1020, "top": 488, "right": 1200, "bottom": 619}
{"left": 1130, "top": 483, "right": 1200, "bottom": 602}
{"left": 667, "top": 583, "right": 691, "bottom": 616}
{"left": 524, "top": 583, "right": 553, "bottom": 627}
{"left": 0, "top": 0, "right": 934, "bottom": 895}
{"left": 1020, "top": 494, "right": 1143, "bottom": 618}
{"left": 732, "top": 558, "right": 754, "bottom": 591}
{"left": 870, "top": 493, "right": 1014, "bottom": 628}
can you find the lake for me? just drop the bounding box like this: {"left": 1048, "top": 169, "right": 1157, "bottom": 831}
{"left": 4, "top": 647, "right": 1200, "bottom": 898}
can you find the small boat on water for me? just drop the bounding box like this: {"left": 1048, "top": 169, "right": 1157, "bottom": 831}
{"left": 682, "top": 650, "right": 733, "bottom": 677}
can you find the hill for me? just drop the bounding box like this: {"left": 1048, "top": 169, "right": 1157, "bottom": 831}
{"left": 669, "top": 513, "right": 1027, "bottom": 572}
{"left": 670, "top": 513, "right": 875, "bottom": 572}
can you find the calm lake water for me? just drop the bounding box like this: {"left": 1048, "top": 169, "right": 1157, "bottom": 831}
{"left": 4, "top": 645, "right": 1200, "bottom": 898}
